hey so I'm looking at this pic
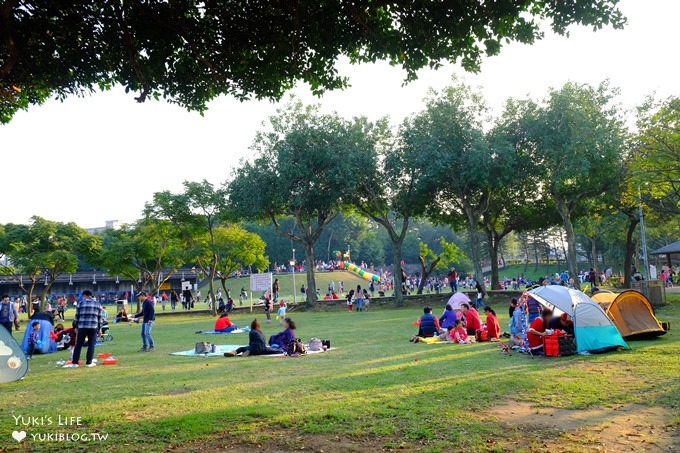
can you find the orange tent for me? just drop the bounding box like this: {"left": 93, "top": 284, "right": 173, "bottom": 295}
{"left": 592, "top": 291, "right": 666, "bottom": 340}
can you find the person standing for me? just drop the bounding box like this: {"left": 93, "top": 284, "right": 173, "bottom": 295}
{"left": 56, "top": 297, "right": 66, "bottom": 320}
{"left": 272, "top": 279, "right": 279, "bottom": 302}
{"left": 131, "top": 291, "right": 156, "bottom": 352}
{"left": 447, "top": 268, "right": 458, "bottom": 292}
{"left": 170, "top": 290, "right": 179, "bottom": 311}
{"left": 474, "top": 280, "right": 487, "bottom": 310}
{"left": 354, "top": 285, "right": 364, "bottom": 312}
{"left": 64, "top": 290, "right": 102, "bottom": 368}
{"left": 0, "top": 295, "right": 19, "bottom": 334}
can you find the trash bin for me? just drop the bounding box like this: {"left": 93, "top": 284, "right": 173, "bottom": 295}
{"left": 116, "top": 299, "right": 128, "bottom": 313}
{"left": 635, "top": 280, "right": 666, "bottom": 308}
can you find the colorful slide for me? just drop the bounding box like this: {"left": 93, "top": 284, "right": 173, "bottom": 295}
{"left": 338, "top": 261, "right": 381, "bottom": 283}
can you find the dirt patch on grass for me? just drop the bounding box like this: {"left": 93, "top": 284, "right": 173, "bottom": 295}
{"left": 490, "top": 401, "right": 679, "bottom": 452}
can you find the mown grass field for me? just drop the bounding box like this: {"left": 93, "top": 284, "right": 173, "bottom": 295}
{"left": 1, "top": 294, "right": 678, "bottom": 452}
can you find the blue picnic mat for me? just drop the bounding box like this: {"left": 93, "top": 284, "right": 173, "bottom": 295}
{"left": 170, "top": 345, "right": 242, "bottom": 357}
{"left": 197, "top": 328, "right": 250, "bottom": 335}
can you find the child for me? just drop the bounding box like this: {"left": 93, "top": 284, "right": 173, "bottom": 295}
{"left": 346, "top": 290, "right": 354, "bottom": 312}
{"left": 27, "top": 321, "right": 41, "bottom": 358}
{"left": 264, "top": 296, "right": 272, "bottom": 324}
{"left": 450, "top": 319, "right": 472, "bottom": 344}
{"left": 277, "top": 300, "right": 287, "bottom": 325}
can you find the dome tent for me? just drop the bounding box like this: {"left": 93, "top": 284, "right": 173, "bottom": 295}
{"left": 592, "top": 290, "right": 667, "bottom": 340}
{"left": 529, "top": 286, "right": 628, "bottom": 354}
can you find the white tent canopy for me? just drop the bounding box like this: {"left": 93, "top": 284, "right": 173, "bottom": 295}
{"left": 528, "top": 285, "right": 592, "bottom": 317}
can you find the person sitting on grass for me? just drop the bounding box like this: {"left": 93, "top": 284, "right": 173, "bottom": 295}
{"left": 269, "top": 317, "right": 296, "bottom": 349}
{"left": 439, "top": 304, "right": 458, "bottom": 330}
{"left": 410, "top": 306, "right": 441, "bottom": 342}
{"left": 461, "top": 303, "right": 481, "bottom": 336}
{"left": 414, "top": 327, "right": 452, "bottom": 344}
{"left": 225, "top": 319, "right": 283, "bottom": 357}
{"left": 115, "top": 308, "right": 129, "bottom": 323}
{"left": 483, "top": 306, "right": 501, "bottom": 341}
{"left": 450, "top": 319, "right": 472, "bottom": 344}
{"left": 52, "top": 323, "right": 77, "bottom": 359}
{"left": 214, "top": 313, "right": 238, "bottom": 333}
{"left": 548, "top": 313, "right": 574, "bottom": 335}
{"left": 527, "top": 309, "right": 554, "bottom": 354}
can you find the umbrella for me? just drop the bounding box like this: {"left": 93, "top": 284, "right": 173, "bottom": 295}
{"left": 528, "top": 285, "right": 591, "bottom": 317}
{"left": 447, "top": 292, "right": 471, "bottom": 310}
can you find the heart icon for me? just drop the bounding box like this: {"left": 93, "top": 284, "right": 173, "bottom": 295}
{"left": 12, "top": 430, "right": 26, "bottom": 442}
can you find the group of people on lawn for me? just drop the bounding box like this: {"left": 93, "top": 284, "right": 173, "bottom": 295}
{"left": 411, "top": 303, "right": 500, "bottom": 344}
{"left": 224, "top": 317, "right": 297, "bottom": 357}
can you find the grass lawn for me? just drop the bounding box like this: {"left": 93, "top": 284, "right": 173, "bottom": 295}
{"left": 1, "top": 295, "right": 678, "bottom": 452}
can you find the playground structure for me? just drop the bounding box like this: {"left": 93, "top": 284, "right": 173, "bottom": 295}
{"left": 334, "top": 251, "right": 381, "bottom": 283}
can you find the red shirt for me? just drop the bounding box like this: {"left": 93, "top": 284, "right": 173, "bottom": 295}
{"left": 464, "top": 308, "right": 482, "bottom": 331}
{"left": 486, "top": 314, "right": 500, "bottom": 339}
{"left": 527, "top": 318, "right": 545, "bottom": 349}
{"left": 214, "top": 316, "right": 233, "bottom": 331}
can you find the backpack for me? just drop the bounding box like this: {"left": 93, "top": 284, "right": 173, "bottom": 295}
{"left": 194, "top": 342, "right": 212, "bottom": 354}
{"left": 308, "top": 338, "right": 323, "bottom": 351}
{"left": 286, "top": 338, "right": 306, "bottom": 356}
{"left": 475, "top": 329, "right": 489, "bottom": 342}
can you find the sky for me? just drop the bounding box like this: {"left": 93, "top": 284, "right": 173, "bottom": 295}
{"left": 0, "top": 0, "right": 678, "bottom": 228}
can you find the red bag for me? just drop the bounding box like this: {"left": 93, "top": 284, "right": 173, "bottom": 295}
{"left": 475, "top": 329, "right": 489, "bottom": 342}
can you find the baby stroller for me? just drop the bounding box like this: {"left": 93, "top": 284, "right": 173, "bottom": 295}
{"left": 99, "top": 321, "right": 113, "bottom": 343}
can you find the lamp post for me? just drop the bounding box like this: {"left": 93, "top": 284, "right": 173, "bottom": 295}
{"left": 290, "top": 248, "right": 296, "bottom": 304}
{"left": 639, "top": 187, "right": 650, "bottom": 280}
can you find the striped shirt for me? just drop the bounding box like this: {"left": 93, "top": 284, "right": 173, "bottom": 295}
{"left": 74, "top": 298, "right": 103, "bottom": 330}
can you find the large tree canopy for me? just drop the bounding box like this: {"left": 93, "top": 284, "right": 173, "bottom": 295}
{"left": 227, "top": 102, "right": 378, "bottom": 306}
{"left": 0, "top": 0, "right": 624, "bottom": 123}
{"left": 0, "top": 216, "right": 100, "bottom": 312}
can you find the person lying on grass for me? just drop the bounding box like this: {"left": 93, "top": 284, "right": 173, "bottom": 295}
{"left": 410, "top": 306, "right": 441, "bottom": 342}
{"left": 214, "top": 313, "right": 239, "bottom": 333}
{"left": 269, "top": 318, "right": 296, "bottom": 349}
{"left": 224, "top": 319, "right": 284, "bottom": 357}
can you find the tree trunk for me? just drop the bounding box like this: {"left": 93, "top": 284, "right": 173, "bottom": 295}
{"left": 417, "top": 255, "right": 440, "bottom": 294}
{"left": 623, "top": 214, "right": 639, "bottom": 288}
{"left": 485, "top": 231, "right": 501, "bottom": 290}
{"left": 303, "top": 243, "right": 317, "bottom": 307}
{"left": 465, "top": 210, "right": 483, "bottom": 280}
{"left": 590, "top": 237, "right": 598, "bottom": 271}
{"left": 557, "top": 202, "right": 580, "bottom": 289}
{"left": 533, "top": 232, "right": 540, "bottom": 271}
{"left": 392, "top": 240, "right": 404, "bottom": 304}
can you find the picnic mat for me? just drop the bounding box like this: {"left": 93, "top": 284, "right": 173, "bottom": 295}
{"left": 196, "top": 328, "right": 250, "bottom": 335}
{"left": 170, "top": 345, "right": 336, "bottom": 358}
{"left": 170, "top": 345, "right": 240, "bottom": 357}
